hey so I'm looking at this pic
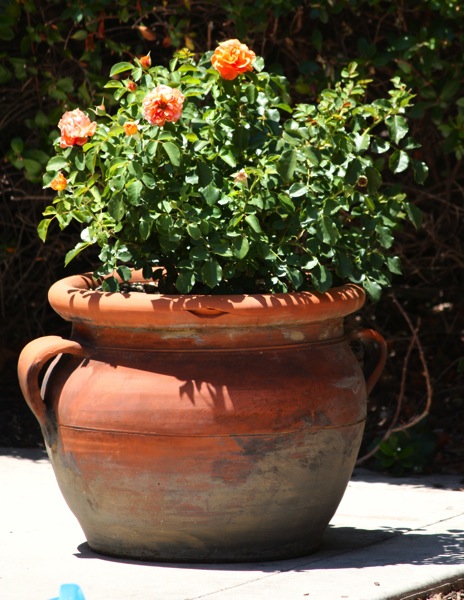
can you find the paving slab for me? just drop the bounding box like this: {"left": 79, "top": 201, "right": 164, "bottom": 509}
{"left": 0, "top": 448, "right": 463, "bottom": 600}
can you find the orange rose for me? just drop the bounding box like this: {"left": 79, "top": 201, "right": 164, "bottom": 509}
{"left": 123, "top": 121, "right": 139, "bottom": 136}
{"left": 211, "top": 39, "right": 256, "bottom": 80}
{"left": 139, "top": 54, "right": 151, "bottom": 69}
{"left": 127, "top": 80, "right": 137, "bottom": 92}
{"left": 58, "top": 108, "right": 97, "bottom": 148}
{"left": 50, "top": 172, "right": 67, "bottom": 191}
{"left": 142, "top": 85, "right": 185, "bottom": 127}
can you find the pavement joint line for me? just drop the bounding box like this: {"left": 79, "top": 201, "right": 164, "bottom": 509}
{"left": 401, "top": 512, "right": 464, "bottom": 534}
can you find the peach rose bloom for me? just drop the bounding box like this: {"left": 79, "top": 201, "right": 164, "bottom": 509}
{"left": 123, "top": 121, "right": 139, "bottom": 136}
{"left": 211, "top": 39, "right": 256, "bottom": 80}
{"left": 142, "top": 85, "right": 185, "bottom": 127}
{"left": 50, "top": 172, "right": 67, "bottom": 191}
{"left": 58, "top": 108, "right": 97, "bottom": 148}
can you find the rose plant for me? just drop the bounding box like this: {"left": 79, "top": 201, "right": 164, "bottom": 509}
{"left": 40, "top": 39, "right": 427, "bottom": 299}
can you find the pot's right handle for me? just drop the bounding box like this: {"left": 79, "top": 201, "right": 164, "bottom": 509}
{"left": 348, "top": 328, "right": 387, "bottom": 396}
{"left": 18, "top": 336, "right": 89, "bottom": 429}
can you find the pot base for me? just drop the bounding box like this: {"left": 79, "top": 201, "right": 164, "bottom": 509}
{"left": 47, "top": 421, "right": 361, "bottom": 562}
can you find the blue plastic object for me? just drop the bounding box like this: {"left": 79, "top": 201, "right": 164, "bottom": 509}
{"left": 49, "top": 583, "right": 86, "bottom": 600}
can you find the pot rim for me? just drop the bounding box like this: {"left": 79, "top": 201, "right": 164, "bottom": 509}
{"left": 48, "top": 272, "right": 365, "bottom": 326}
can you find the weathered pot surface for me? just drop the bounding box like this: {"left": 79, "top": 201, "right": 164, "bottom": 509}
{"left": 18, "top": 273, "right": 386, "bottom": 562}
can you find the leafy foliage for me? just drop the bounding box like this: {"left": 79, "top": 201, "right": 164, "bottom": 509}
{"left": 41, "top": 49, "right": 426, "bottom": 297}
{"left": 371, "top": 423, "right": 437, "bottom": 476}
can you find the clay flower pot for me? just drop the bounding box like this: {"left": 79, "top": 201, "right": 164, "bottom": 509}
{"left": 18, "top": 272, "right": 386, "bottom": 562}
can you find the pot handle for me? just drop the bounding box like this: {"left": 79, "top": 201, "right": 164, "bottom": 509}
{"left": 17, "top": 336, "right": 88, "bottom": 428}
{"left": 348, "top": 328, "right": 387, "bottom": 395}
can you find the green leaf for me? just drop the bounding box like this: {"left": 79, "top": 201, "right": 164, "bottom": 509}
{"left": 101, "top": 276, "right": 119, "bottom": 292}
{"left": 345, "top": 158, "right": 364, "bottom": 185}
{"left": 163, "top": 142, "right": 181, "bottom": 166}
{"left": 201, "top": 184, "right": 220, "bottom": 206}
{"left": 363, "top": 279, "right": 382, "bottom": 301}
{"left": 46, "top": 157, "right": 69, "bottom": 172}
{"left": 37, "top": 218, "right": 52, "bottom": 242}
{"left": 64, "top": 242, "right": 91, "bottom": 266}
{"left": 116, "top": 246, "right": 132, "bottom": 262}
{"left": 176, "top": 271, "right": 195, "bottom": 294}
{"left": 288, "top": 182, "right": 308, "bottom": 198}
{"left": 11, "top": 137, "right": 24, "bottom": 154}
{"left": 126, "top": 181, "right": 143, "bottom": 205}
{"left": 139, "top": 218, "right": 151, "bottom": 240}
{"left": 302, "top": 146, "right": 321, "bottom": 165}
{"left": 142, "top": 173, "right": 156, "bottom": 188}
{"left": 336, "top": 253, "right": 353, "bottom": 279}
{"left": 232, "top": 236, "right": 249, "bottom": 259}
{"left": 146, "top": 141, "right": 159, "bottom": 158}
{"left": 245, "top": 214, "right": 262, "bottom": 233}
{"left": 311, "top": 264, "right": 333, "bottom": 292}
{"left": 201, "top": 259, "right": 222, "bottom": 288}
{"left": 117, "top": 266, "right": 132, "bottom": 282}
{"left": 353, "top": 132, "right": 369, "bottom": 152}
{"left": 252, "top": 56, "right": 265, "bottom": 72}
{"left": 187, "top": 223, "right": 202, "bottom": 240}
{"left": 104, "top": 80, "right": 124, "bottom": 89}
{"left": 412, "top": 159, "right": 429, "bottom": 184}
{"left": 109, "top": 62, "right": 134, "bottom": 76}
{"left": 405, "top": 202, "right": 423, "bottom": 228}
{"left": 190, "top": 246, "right": 209, "bottom": 261}
{"left": 387, "top": 256, "right": 402, "bottom": 275}
{"left": 211, "top": 242, "right": 233, "bottom": 257}
{"left": 107, "top": 195, "right": 125, "bottom": 221}
{"left": 71, "top": 30, "right": 88, "bottom": 40}
{"left": 389, "top": 150, "right": 409, "bottom": 173}
{"left": 366, "top": 166, "right": 382, "bottom": 193}
{"left": 376, "top": 225, "right": 394, "bottom": 249}
{"left": 386, "top": 115, "right": 408, "bottom": 145}
{"left": 287, "top": 267, "right": 303, "bottom": 289}
{"left": 318, "top": 216, "right": 339, "bottom": 244}
{"left": 277, "top": 149, "right": 297, "bottom": 180}
{"left": 197, "top": 162, "right": 213, "bottom": 187}
{"left": 128, "top": 161, "right": 143, "bottom": 179}
{"left": 371, "top": 138, "right": 390, "bottom": 154}
{"left": 74, "top": 152, "right": 86, "bottom": 171}
{"left": 278, "top": 193, "right": 295, "bottom": 211}
{"left": 219, "top": 149, "right": 237, "bottom": 168}
{"left": 85, "top": 148, "right": 98, "bottom": 173}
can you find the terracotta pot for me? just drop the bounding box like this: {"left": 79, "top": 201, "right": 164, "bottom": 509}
{"left": 18, "top": 273, "right": 386, "bottom": 562}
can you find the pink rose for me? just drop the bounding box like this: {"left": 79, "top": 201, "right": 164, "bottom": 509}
{"left": 142, "top": 85, "right": 185, "bottom": 127}
{"left": 58, "top": 108, "right": 97, "bottom": 148}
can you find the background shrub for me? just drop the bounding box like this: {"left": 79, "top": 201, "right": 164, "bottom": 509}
{"left": 1, "top": 0, "right": 462, "bottom": 473}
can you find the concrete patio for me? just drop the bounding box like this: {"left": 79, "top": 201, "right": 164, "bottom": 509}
{"left": 1, "top": 447, "right": 463, "bottom": 600}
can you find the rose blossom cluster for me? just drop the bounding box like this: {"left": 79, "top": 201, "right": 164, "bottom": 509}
{"left": 51, "top": 40, "right": 256, "bottom": 193}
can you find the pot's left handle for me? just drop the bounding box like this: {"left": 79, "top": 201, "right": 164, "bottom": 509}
{"left": 349, "top": 328, "right": 387, "bottom": 396}
{"left": 18, "top": 336, "right": 88, "bottom": 429}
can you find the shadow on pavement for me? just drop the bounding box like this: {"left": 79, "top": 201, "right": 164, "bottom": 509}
{"left": 73, "top": 526, "right": 464, "bottom": 570}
